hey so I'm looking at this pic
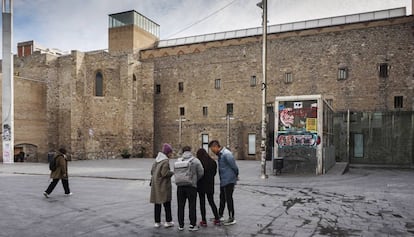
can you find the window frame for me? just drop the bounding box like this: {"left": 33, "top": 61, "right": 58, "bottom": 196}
{"left": 250, "top": 75, "right": 257, "bottom": 87}
{"left": 179, "top": 107, "right": 185, "bottom": 116}
{"left": 178, "top": 82, "right": 184, "bottom": 92}
{"left": 226, "top": 103, "right": 233, "bottom": 116}
{"left": 379, "top": 63, "right": 389, "bottom": 78}
{"left": 95, "top": 71, "right": 104, "bottom": 97}
{"left": 155, "top": 84, "right": 161, "bottom": 94}
{"left": 394, "top": 96, "right": 403, "bottom": 109}
{"left": 215, "top": 79, "right": 221, "bottom": 89}
{"left": 202, "top": 106, "right": 208, "bottom": 117}
{"left": 284, "top": 72, "right": 293, "bottom": 84}
{"left": 337, "top": 67, "right": 347, "bottom": 80}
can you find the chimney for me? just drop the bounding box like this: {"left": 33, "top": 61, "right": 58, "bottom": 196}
{"left": 17, "top": 40, "right": 34, "bottom": 57}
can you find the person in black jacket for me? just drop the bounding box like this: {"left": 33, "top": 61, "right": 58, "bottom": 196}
{"left": 196, "top": 148, "right": 220, "bottom": 227}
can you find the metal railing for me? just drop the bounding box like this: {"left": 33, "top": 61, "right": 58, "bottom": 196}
{"left": 158, "top": 7, "right": 406, "bottom": 48}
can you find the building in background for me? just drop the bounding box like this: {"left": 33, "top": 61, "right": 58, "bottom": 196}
{"left": 0, "top": 7, "right": 413, "bottom": 171}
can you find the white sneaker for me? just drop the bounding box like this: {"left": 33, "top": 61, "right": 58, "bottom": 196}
{"left": 164, "top": 221, "right": 174, "bottom": 228}
{"left": 65, "top": 192, "right": 73, "bottom": 196}
{"left": 223, "top": 218, "right": 237, "bottom": 226}
{"left": 178, "top": 226, "right": 184, "bottom": 231}
{"left": 43, "top": 192, "right": 49, "bottom": 198}
{"left": 188, "top": 225, "right": 199, "bottom": 231}
{"left": 154, "top": 222, "right": 161, "bottom": 228}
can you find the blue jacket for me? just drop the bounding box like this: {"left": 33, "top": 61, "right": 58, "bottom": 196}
{"left": 218, "top": 147, "right": 239, "bottom": 187}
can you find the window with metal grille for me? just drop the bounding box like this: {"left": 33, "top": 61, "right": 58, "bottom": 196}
{"left": 226, "top": 103, "right": 233, "bottom": 115}
{"left": 284, "top": 72, "right": 292, "bottom": 84}
{"left": 250, "top": 75, "right": 257, "bottom": 87}
{"left": 379, "top": 63, "right": 389, "bottom": 78}
{"left": 338, "top": 68, "right": 347, "bottom": 80}
{"left": 394, "top": 96, "right": 403, "bottom": 109}
{"left": 215, "top": 79, "right": 221, "bottom": 89}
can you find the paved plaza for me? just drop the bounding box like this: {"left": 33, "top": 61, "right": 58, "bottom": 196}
{"left": 0, "top": 159, "right": 413, "bottom": 237}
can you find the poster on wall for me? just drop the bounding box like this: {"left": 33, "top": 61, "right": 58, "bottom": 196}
{"left": 279, "top": 100, "right": 317, "bottom": 132}
{"left": 277, "top": 100, "right": 319, "bottom": 148}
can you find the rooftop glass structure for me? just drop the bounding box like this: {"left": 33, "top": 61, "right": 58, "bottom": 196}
{"left": 109, "top": 10, "right": 160, "bottom": 38}
{"left": 158, "top": 7, "right": 406, "bottom": 48}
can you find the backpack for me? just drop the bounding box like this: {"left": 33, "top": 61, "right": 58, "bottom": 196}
{"left": 49, "top": 155, "right": 60, "bottom": 171}
{"left": 174, "top": 157, "right": 194, "bottom": 186}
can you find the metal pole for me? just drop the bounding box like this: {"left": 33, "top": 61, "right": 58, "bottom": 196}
{"left": 2, "top": 0, "right": 14, "bottom": 164}
{"left": 346, "top": 110, "right": 350, "bottom": 163}
{"left": 227, "top": 114, "right": 230, "bottom": 148}
{"left": 178, "top": 117, "right": 182, "bottom": 148}
{"left": 260, "top": 0, "right": 268, "bottom": 179}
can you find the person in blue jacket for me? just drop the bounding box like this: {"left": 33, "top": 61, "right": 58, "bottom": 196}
{"left": 208, "top": 140, "right": 239, "bottom": 226}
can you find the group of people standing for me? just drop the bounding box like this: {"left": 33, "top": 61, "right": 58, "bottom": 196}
{"left": 150, "top": 140, "right": 239, "bottom": 232}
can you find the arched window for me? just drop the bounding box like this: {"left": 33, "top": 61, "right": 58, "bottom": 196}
{"left": 95, "top": 72, "right": 103, "bottom": 96}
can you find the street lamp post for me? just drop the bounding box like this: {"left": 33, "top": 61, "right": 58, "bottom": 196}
{"left": 222, "top": 114, "right": 235, "bottom": 148}
{"left": 258, "top": 0, "right": 268, "bottom": 179}
{"left": 176, "top": 116, "right": 187, "bottom": 150}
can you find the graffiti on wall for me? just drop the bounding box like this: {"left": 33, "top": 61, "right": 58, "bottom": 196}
{"left": 277, "top": 133, "right": 319, "bottom": 147}
{"left": 277, "top": 100, "right": 320, "bottom": 149}
{"left": 279, "top": 101, "right": 317, "bottom": 132}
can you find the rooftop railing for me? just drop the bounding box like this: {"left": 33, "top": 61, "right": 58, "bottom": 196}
{"left": 158, "top": 7, "right": 406, "bottom": 48}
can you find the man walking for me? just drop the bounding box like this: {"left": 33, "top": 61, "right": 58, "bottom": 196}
{"left": 208, "top": 140, "right": 239, "bottom": 226}
{"left": 43, "top": 148, "right": 72, "bottom": 197}
{"left": 174, "top": 146, "right": 204, "bottom": 231}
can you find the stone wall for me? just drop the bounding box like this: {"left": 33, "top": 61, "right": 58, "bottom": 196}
{"left": 142, "top": 16, "right": 414, "bottom": 160}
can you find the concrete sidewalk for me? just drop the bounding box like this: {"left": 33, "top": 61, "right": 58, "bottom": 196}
{"left": 0, "top": 159, "right": 413, "bottom": 236}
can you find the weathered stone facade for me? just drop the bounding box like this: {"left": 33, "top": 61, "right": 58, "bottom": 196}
{"left": 142, "top": 16, "right": 414, "bottom": 161}
{"left": 0, "top": 10, "right": 413, "bottom": 165}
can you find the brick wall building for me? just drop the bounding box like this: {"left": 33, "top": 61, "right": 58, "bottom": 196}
{"left": 1, "top": 8, "right": 413, "bottom": 167}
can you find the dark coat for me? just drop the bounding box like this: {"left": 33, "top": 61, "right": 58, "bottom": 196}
{"left": 50, "top": 154, "right": 68, "bottom": 180}
{"left": 150, "top": 152, "right": 174, "bottom": 204}
{"left": 197, "top": 153, "right": 217, "bottom": 194}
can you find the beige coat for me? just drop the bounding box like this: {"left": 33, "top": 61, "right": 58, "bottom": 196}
{"left": 50, "top": 154, "right": 68, "bottom": 180}
{"left": 150, "top": 152, "right": 174, "bottom": 204}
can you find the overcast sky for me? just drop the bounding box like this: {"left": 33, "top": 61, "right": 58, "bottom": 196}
{"left": 1, "top": 0, "right": 412, "bottom": 55}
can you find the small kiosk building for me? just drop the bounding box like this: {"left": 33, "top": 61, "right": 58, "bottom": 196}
{"left": 274, "top": 95, "right": 335, "bottom": 175}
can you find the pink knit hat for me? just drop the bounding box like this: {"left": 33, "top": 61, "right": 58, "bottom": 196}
{"left": 162, "top": 143, "right": 173, "bottom": 155}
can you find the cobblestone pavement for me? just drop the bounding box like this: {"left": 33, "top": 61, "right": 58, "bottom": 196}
{"left": 0, "top": 159, "right": 413, "bottom": 237}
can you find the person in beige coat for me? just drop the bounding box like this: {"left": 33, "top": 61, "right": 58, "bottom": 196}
{"left": 150, "top": 143, "right": 175, "bottom": 228}
{"left": 43, "top": 148, "right": 71, "bottom": 198}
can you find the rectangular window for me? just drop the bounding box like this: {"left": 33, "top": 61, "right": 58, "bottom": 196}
{"left": 202, "top": 134, "right": 209, "bottom": 151}
{"left": 156, "top": 84, "right": 161, "bottom": 94}
{"left": 250, "top": 75, "right": 257, "bottom": 87}
{"left": 202, "top": 106, "right": 208, "bottom": 117}
{"left": 179, "top": 107, "right": 185, "bottom": 116}
{"left": 226, "top": 103, "right": 233, "bottom": 115}
{"left": 338, "top": 68, "right": 347, "bottom": 80}
{"left": 215, "top": 79, "right": 221, "bottom": 89}
{"left": 353, "top": 133, "right": 364, "bottom": 158}
{"left": 284, "top": 72, "right": 293, "bottom": 84}
{"left": 248, "top": 134, "right": 256, "bottom": 155}
{"left": 379, "top": 63, "right": 389, "bottom": 78}
{"left": 178, "top": 82, "right": 184, "bottom": 92}
{"left": 394, "top": 96, "right": 403, "bottom": 109}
